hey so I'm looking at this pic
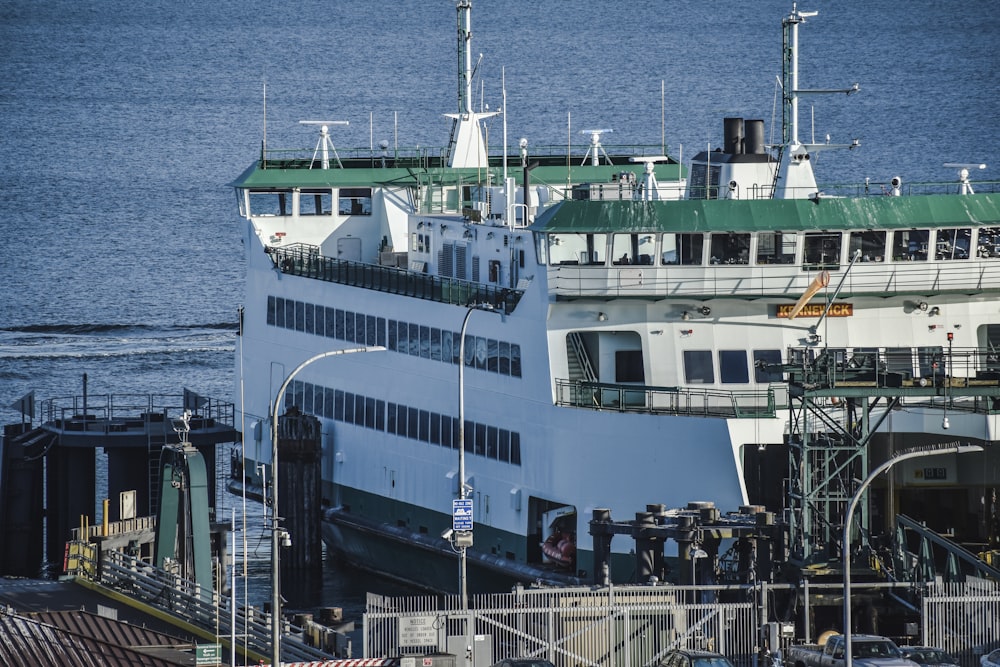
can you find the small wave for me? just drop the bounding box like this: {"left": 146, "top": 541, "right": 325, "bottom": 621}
{"left": 2, "top": 322, "right": 238, "bottom": 335}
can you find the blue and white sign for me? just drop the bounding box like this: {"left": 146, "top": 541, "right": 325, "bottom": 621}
{"left": 452, "top": 498, "right": 473, "bottom": 531}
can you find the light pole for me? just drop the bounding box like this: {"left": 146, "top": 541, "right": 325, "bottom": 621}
{"left": 842, "top": 442, "right": 982, "bottom": 667}
{"left": 269, "top": 345, "right": 385, "bottom": 667}
{"left": 453, "top": 302, "right": 503, "bottom": 666}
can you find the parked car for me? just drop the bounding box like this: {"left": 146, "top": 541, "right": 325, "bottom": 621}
{"left": 785, "top": 634, "right": 918, "bottom": 667}
{"left": 982, "top": 648, "right": 1000, "bottom": 667}
{"left": 661, "top": 649, "right": 737, "bottom": 667}
{"left": 899, "top": 647, "right": 959, "bottom": 667}
{"left": 491, "top": 660, "right": 556, "bottom": 667}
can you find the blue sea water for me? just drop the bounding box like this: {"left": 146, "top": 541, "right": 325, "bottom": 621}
{"left": 1, "top": 0, "right": 997, "bottom": 617}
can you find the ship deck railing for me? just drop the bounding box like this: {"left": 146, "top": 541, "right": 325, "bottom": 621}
{"left": 554, "top": 378, "right": 783, "bottom": 418}
{"left": 269, "top": 243, "right": 523, "bottom": 314}
{"left": 35, "top": 393, "right": 236, "bottom": 430}
{"left": 259, "top": 142, "right": 677, "bottom": 170}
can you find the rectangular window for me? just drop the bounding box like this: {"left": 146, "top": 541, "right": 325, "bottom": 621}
{"left": 303, "top": 383, "right": 314, "bottom": 415}
{"left": 335, "top": 390, "right": 345, "bottom": 421}
{"left": 299, "top": 189, "right": 332, "bottom": 216}
{"left": 324, "top": 387, "right": 334, "bottom": 418}
{"left": 375, "top": 400, "right": 385, "bottom": 431}
{"left": 304, "top": 303, "right": 315, "bottom": 334}
{"left": 335, "top": 309, "right": 345, "bottom": 340}
{"left": 752, "top": 349, "right": 783, "bottom": 383}
{"left": 441, "top": 415, "right": 453, "bottom": 449}
{"left": 419, "top": 410, "right": 430, "bottom": 442}
{"left": 343, "top": 391, "right": 355, "bottom": 423}
{"left": 511, "top": 344, "right": 522, "bottom": 377}
{"left": 803, "top": 233, "right": 842, "bottom": 269}
{"left": 345, "top": 311, "right": 356, "bottom": 342}
{"left": 407, "top": 407, "right": 419, "bottom": 439}
{"left": 935, "top": 228, "right": 972, "bottom": 260}
{"left": 396, "top": 404, "right": 408, "bottom": 436}
{"left": 499, "top": 341, "right": 511, "bottom": 375}
{"left": 430, "top": 412, "right": 441, "bottom": 445}
{"left": 978, "top": 227, "right": 1000, "bottom": 259}
{"left": 275, "top": 297, "right": 286, "bottom": 328}
{"left": 661, "top": 232, "right": 704, "bottom": 265}
{"left": 487, "top": 426, "right": 498, "bottom": 459}
{"left": 487, "top": 339, "right": 499, "bottom": 372}
{"left": 498, "top": 429, "right": 511, "bottom": 462}
{"left": 325, "top": 307, "right": 336, "bottom": 337}
{"left": 285, "top": 300, "right": 296, "bottom": 331}
{"left": 355, "top": 395, "right": 366, "bottom": 427}
{"left": 849, "top": 230, "right": 886, "bottom": 263}
{"left": 249, "top": 191, "right": 289, "bottom": 216}
{"left": 409, "top": 323, "right": 420, "bottom": 358}
{"left": 719, "top": 350, "right": 750, "bottom": 383}
{"left": 387, "top": 402, "right": 397, "bottom": 434}
{"left": 464, "top": 420, "right": 474, "bottom": 453}
{"left": 756, "top": 232, "right": 796, "bottom": 264}
{"left": 339, "top": 187, "right": 372, "bottom": 216}
{"left": 431, "top": 328, "right": 442, "bottom": 361}
{"left": 891, "top": 229, "right": 929, "bottom": 261}
{"left": 377, "top": 317, "right": 387, "bottom": 347}
{"left": 918, "top": 346, "right": 945, "bottom": 378}
{"left": 885, "top": 348, "right": 913, "bottom": 377}
{"left": 710, "top": 233, "right": 751, "bottom": 265}
{"left": 420, "top": 325, "right": 431, "bottom": 359}
{"left": 365, "top": 397, "right": 376, "bottom": 429}
{"left": 510, "top": 432, "right": 521, "bottom": 465}
{"left": 474, "top": 423, "right": 486, "bottom": 456}
{"left": 683, "top": 350, "right": 714, "bottom": 384}
{"left": 267, "top": 296, "right": 276, "bottom": 326}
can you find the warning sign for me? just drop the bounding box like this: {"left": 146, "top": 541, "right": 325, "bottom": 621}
{"left": 398, "top": 615, "right": 438, "bottom": 647}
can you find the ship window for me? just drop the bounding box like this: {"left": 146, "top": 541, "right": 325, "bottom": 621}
{"left": 343, "top": 311, "right": 354, "bottom": 342}
{"left": 366, "top": 398, "right": 376, "bottom": 429}
{"left": 719, "top": 350, "right": 750, "bottom": 383}
{"left": 683, "top": 350, "right": 714, "bottom": 384}
{"left": 299, "top": 189, "right": 332, "bottom": 216}
{"left": 334, "top": 309, "right": 345, "bottom": 340}
{"left": 612, "top": 234, "right": 638, "bottom": 265}
{"left": 548, "top": 233, "right": 607, "bottom": 265}
{"left": 249, "top": 190, "right": 289, "bottom": 216}
{"left": 386, "top": 403, "right": 397, "bottom": 433}
{"left": 375, "top": 400, "right": 385, "bottom": 431}
{"left": 475, "top": 423, "right": 486, "bottom": 455}
{"left": 710, "top": 233, "right": 751, "bottom": 265}
{"left": 487, "top": 426, "right": 498, "bottom": 458}
{"left": 339, "top": 187, "right": 372, "bottom": 216}
{"left": 757, "top": 232, "right": 797, "bottom": 264}
{"left": 442, "top": 416, "right": 455, "bottom": 449}
{"left": 661, "top": 233, "right": 704, "bottom": 265}
{"left": 475, "top": 336, "right": 488, "bottom": 370}
{"left": 753, "top": 349, "right": 783, "bottom": 383}
{"left": 885, "top": 348, "right": 913, "bottom": 377}
{"left": 303, "top": 383, "right": 314, "bottom": 414}
{"left": 419, "top": 325, "right": 430, "bottom": 358}
{"left": 978, "top": 227, "right": 1000, "bottom": 258}
{"left": 294, "top": 301, "right": 305, "bottom": 332}
{"left": 267, "top": 296, "right": 276, "bottom": 326}
{"left": 803, "top": 233, "right": 841, "bottom": 269}
{"left": 315, "top": 306, "right": 326, "bottom": 336}
{"left": 935, "top": 228, "right": 971, "bottom": 260}
{"left": 511, "top": 344, "right": 522, "bottom": 377}
{"left": 499, "top": 341, "right": 511, "bottom": 375}
{"left": 430, "top": 412, "right": 441, "bottom": 444}
{"left": 355, "top": 394, "right": 366, "bottom": 425}
{"left": 488, "top": 339, "right": 499, "bottom": 372}
{"left": 273, "top": 297, "right": 285, "bottom": 328}
{"left": 615, "top": 350, "right": 645, "bottom": 383}
{"left": 442, "top": 329, "right": 454, "bottom": 364}
{"left": 304, "top": 303, "right": 315, "bottom": 334}
{"left": 419, "top": 410, "right": 430, "bottom": 442}
{"left": 408, "top": 407, "right": 419, "bottom": 439}
{"left": 409, "top": 323, "right": 420, "bottom": 357}
{"left": 335, "top": 390, "right": 345, "bottom": 421}
{"left": 367, "top": 315, "right": 377, "bottom": 345}
{"left": 343, "top": 391, "right": 355, "bottom": 423}
{"left": 324, "top": 388, "right": 334, "bottom": 419}
{"left": 396, "top": 404, "right": 407, "bottom": 435}
{"left": 324, "top": 308, "right": 335, "bottom": 338}
{"left": 430, "top": 328, "right": 442, "bottom": 361}
{"left": 463, "top": 420, "right": 474, "bottom": 453}
{"left": 510, "top": 432, "right": 521, "bottom": 465}
{"left": 891, "top": 229, "right": 929, "bottom": 261}
{"left": 849, "top": 230, "right": 886, "bottom": 262}
{"left": 499, "top": 429, "right": 511, "bottom": 462}
{"left": 377, "top": 317, "right": 387, "bottom": 347}
{"left": 356, "top": 313, "right": 367, "bottom": 343}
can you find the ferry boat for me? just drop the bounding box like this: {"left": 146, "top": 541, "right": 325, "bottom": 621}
{"left": 229, "top": 2, "right": 999, "bottom": 591}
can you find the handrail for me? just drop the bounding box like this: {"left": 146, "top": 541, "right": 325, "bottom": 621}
{"left": 555, "top": 379, "right": 779, "bottom": 418}
{"left": 269, "top": 243, "right": 524, "bottom": 314}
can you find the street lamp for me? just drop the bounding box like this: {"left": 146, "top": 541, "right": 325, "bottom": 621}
{"left": 269, "top": 345, "right": 385, "bottom": 667}
{"left": 842, "top": 442, "right": 982, "bottom": 667}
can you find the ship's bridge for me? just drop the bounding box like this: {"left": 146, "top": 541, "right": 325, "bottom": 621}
{"left": 531, "top": 193, "right": 1000, "bottom": 301}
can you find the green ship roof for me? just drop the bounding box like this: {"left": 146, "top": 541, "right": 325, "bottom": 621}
{"left": 530, "top": 194, "right": 1000, "bottom": 234}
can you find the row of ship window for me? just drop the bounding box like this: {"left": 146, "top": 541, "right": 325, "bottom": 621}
{"left": 544, "top": 227, "right": 1000, "bottom": 268}
{"left": 266, "top": 296, "right": 523, "bottom": 377}
{"left": 284, "top": 380, "right": 522, "bottom": 466}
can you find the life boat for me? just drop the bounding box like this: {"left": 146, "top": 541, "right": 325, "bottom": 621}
{"left": 542, "top": 529, "right": 576, "bottom": 569}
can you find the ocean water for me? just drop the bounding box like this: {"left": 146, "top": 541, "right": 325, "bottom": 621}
{"left": 1, "top": 0, "right": 997, "bottom": 617}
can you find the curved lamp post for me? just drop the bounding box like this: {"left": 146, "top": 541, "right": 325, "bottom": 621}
{"left": 842, "top": 442, "right": 982, "bottom": 667}
{"left": 270, "top": 345, "right": 385, "bottom": 667}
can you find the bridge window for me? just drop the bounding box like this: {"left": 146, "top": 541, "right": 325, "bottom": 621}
{"left": 980, "top": 324, "right": 1000, "bottom": 371}
{"left": 752, "top": 349, "right": 783, "bottom": 383}
{"left": 548, "top": 233, "right": 607, "bottom": 265}
{"left": 710, "top": 233, "right": 750, "bottom": 265}
{"left": 978, "top": 227, "right": 1000, "bottom": 258}
{"left": 615, "top": 350, "right": 645, "bottom": 383}
{"left": 249, "top": 190, "right": 290, "bottom": 216}
{"left": 757, "top": 232, "right": 796, "bottom": 264}
{"left": 803, "top": 232, "right": 842, "bottom": 269}
{"left": 661, "top": 233, "right": 704, "bottom": 265}
{"left": 339, "top": 188, "right": 372, "bottom": 215}
{"left": 849, "top": 230, "right": 886, "bottom": 262}
{"left": 935, "top": 228, "right": 971, "bottom": 260}
{"left": 891, "top": 229, "right": 929, "bottom": 261}
{"left": 299, "top": 189, "right": 332, "bottom": 215}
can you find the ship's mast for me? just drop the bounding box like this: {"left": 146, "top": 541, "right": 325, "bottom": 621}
{"left": 446, "top": 1, "right": 498, "bottom": 168}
